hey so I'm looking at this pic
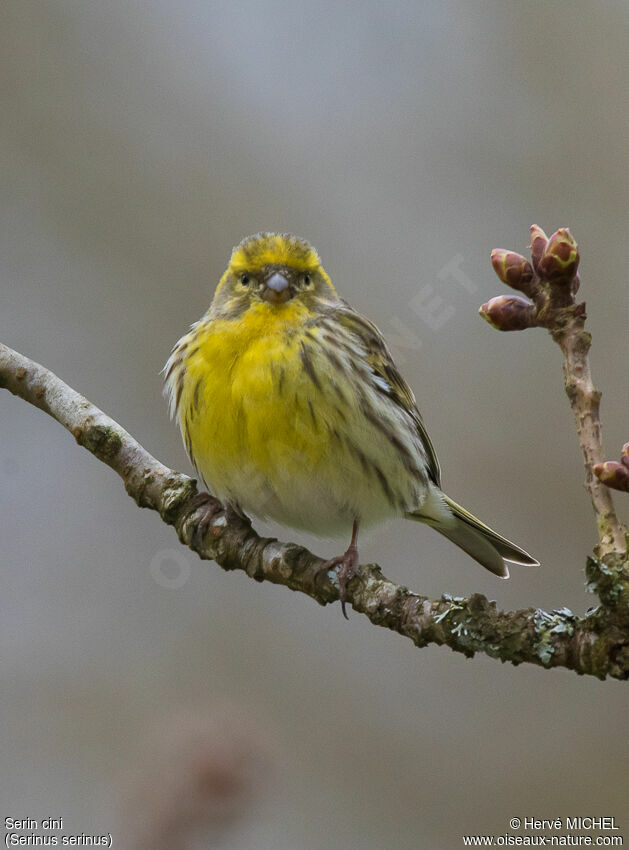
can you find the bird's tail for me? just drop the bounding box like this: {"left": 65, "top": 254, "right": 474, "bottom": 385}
{"left": 407, "top": 488, "right": 539, "bottom": 578}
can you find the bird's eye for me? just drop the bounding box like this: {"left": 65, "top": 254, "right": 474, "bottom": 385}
{"left": 303, "top": 273, "right": 311, "bottom": 287}
{"left": 240, "top": 274, "right": 250, "bottom": 286}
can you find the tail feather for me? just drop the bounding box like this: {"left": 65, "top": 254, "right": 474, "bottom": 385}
{"left": 407, "top": 489, "right": 539, "bottom": 577}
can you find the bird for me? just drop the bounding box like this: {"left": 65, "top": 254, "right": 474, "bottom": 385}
{"left": 164, "top": 232, "right": 538, "bottom": 616}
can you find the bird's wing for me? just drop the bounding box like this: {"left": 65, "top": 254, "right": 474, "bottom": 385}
{"left": 322, "top": 303, "right": 442, "bottom": 487}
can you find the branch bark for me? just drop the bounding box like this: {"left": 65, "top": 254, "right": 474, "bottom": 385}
{"left": 2, "top": 341, "right": 628, "bottom": 680}
{"left": 551, "top": 312, "right": 627, "bottom": 554}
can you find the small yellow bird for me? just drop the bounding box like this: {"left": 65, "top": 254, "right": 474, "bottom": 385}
{"left": 164, "top": 233, "right": 537, "bottom": 615}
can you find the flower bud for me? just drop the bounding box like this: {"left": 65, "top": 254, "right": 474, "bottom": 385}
{"left": 593, "top": 461, "right": 629, "bottom": 493}
{"left": 622, "top": 442, "right": 629, "bottom": 469}
{"left": 491, "top": 250, "right": 535, "bottom": 295}
{"left": 537, "top": 228, "right": 579, "bottom": 286}
{"left": 479, "top": 295, "right": 536, "bottom": 331}
{"left": 529, "top": 224, "right": 548, "bottom": 274}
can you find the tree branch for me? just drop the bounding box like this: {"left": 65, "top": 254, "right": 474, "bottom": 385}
{"left": 2, "top": 340, "right": 628, "bottom": 680}
{"left": 482, "top": 226, "right": 628, "bottom": 557}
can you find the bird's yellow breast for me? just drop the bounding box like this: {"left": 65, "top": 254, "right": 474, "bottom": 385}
{"left": 179, "top": 302, "right": 335, "bottom": 498}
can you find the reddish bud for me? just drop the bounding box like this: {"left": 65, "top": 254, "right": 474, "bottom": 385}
{"left": 593, "top": 461, "right": 629, "bottom": 493}
{"left": 491, "top": 250, "right": 535, "bottom": 295}
{"left": 479, "top": 295, "right": 536, "bottom": 331}
{"left": 529, "top": 224, "right": 548, "bottom": 274}
{"left": 538, "top": 228, "right": 579, "bottom": 286}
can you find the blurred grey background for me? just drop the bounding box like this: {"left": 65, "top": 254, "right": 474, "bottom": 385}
{"left": 2, "top": 2, "right": 628, "bottom": 847}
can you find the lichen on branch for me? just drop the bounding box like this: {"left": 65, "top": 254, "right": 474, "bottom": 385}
{"left": 1, "top": 337, "right": 628, "bottom": 680}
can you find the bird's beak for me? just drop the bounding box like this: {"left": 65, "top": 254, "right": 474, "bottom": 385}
{"left": 261, "top": 272, "right": 293, "bottom": 304}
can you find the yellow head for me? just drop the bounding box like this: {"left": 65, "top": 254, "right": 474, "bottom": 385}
{"left": 210, "top": 233, "right": 339, "bottom": 318}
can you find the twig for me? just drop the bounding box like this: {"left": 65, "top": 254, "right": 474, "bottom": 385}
{"left": 2, "top": 341, "right": 628, "bottom": 680}
{"left": 480, "top": 225, "right": 627, "bottom": 556}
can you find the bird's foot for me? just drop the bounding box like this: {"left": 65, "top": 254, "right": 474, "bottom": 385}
{"left": 188, "top": 492, "right": 222, "bottom": 550}
{"left": 321, "top": 544, "right": 361, "bottom": 620}
{"left": 226, "top": 502, "right": 251, "bottom": 525}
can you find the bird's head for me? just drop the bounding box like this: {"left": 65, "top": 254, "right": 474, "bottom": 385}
{"left": 210, "top": 233, "right": 339, "bottom": 318}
